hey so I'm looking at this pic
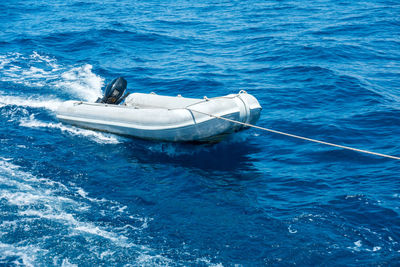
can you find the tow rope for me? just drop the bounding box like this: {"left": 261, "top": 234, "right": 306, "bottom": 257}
{"left": 188, "top": 108, "right": 400, "bottom": 161}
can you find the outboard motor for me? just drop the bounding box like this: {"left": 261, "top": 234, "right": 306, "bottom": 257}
{"left": 96, "top": 77, "right": 128, "bottom": 104}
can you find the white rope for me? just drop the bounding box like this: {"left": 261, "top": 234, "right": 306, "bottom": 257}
{"left": 188, "top": 108, "right": 400, "bottom": 161}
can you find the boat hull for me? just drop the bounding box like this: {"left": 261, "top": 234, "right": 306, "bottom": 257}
{"left": 56, "top": 92, "right": 262, "bottom": 142}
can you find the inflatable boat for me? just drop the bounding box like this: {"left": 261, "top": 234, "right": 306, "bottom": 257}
{"left": 56, "top": 77, "right": 262, "bottom": 142}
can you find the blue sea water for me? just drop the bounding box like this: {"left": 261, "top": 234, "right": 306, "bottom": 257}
{"left": 0, "top": 0, "right": 400, "bottom": 265}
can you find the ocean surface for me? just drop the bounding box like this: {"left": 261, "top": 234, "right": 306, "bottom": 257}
{"left": 1, "top": 0, "right": 400, "bottom": 265}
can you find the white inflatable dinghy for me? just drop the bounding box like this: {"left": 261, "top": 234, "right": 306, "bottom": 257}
{"left": 56, "top": 77, "right": 262, "bottom": 142}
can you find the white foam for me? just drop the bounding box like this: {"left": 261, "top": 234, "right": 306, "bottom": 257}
{"left": 76, "top": 188, "right": 88, "bottom": 198}
{"left": 0, "top": 94, "right": 62, "bottom": 112}
{"left": 1, "top": 192, "right": 45, "bottom": 206}
{"left": 17, "top": 206, "right": 134, "bottom": 248}
{"left": 0, "top": 157, "right": 171, "bottom": 265}
{"left": 354, "top": 240, "right": 362, "bottom": 247}
{"left": 57, "top": 64, "right": 103, "bottom": 102}
{"left": 135, "top": 253, "right": 174, "bottom": 266}
{"left": 195, "top": 257, "right": 224, "bottom": 267}
{"left": 0, "top": 52, "right": 58, "bottom": 87}
{"left": 0, "top": 158, "right": 131, "bottom": 248}
{"left": 76, "top": 187, "right": 109, "bottom": 203}
{"left": 61, "top": 258, "right": 78, "bottom": 267}
{"left": 0, "top": 157, "right": 23, "bottom": 175}
{"left": 288, "top": 225, "right": 297, "bottom": 234}
{"left": 19, "top": 115, "right": 120, "bottom": 144}
{"left": 0, "top": 52, "right": 104, "bottom": 101}
{"left": 0, "top": 52, "right": 121, "bottom": 144}
{"left": 0, "top": 52, "right": 21, "bottom": 70}
{"left": 18, "top": 208, "right": 129, "bottom": 246}
{"left": 0, "top": 158, "right": 66, "bottom": 192}
{"left": 74, "top": 225, "right": 129, "bottom": 245}
{"left": 347, "top": 240, "right": 363, "bottom": 251}
{"left": 1, "top": 191, "right": 76, "bottom": 209}
{"left": 372, "top": 246, "right": 381, "bottom": 251}
{"left": 99, "top": 250, "right": 115, "bottom": 260}
{"left": 30, "top": 51, "right": 59, "bottom": 70}
{"left": 0, "top": 242, "right": 44, "bottom": 267}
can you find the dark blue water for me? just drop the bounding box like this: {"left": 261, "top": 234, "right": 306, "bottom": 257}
{"left": 1, "top": 0, "right": 400, "bottom": 265}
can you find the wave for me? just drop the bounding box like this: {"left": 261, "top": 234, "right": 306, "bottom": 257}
{"left": 0, "top": 242, "right": 43, "bottom": 267}
{"left": 55, "top": 64, "right": 103, "bottom": 102}
{"left": 0, "top": 93, "right": 62, "bottom": 111}
{"left": 0, "top": 51, "right": 103, "bottom": 102}
{"left": 0, "top": 50, "right": 121, "bottom": 145}
{"left": 0, "top": 158, "right": 170, "bottom": 266}
{"left": 19, "top": 115, "right": 121, "bottom": 144}
{"left": 0, "top": 93, "right": 122, "bottom": 145}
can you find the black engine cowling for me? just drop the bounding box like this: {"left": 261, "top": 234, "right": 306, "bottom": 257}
{"left": 96, "top": 77, "right": 128, "bottom": 104}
